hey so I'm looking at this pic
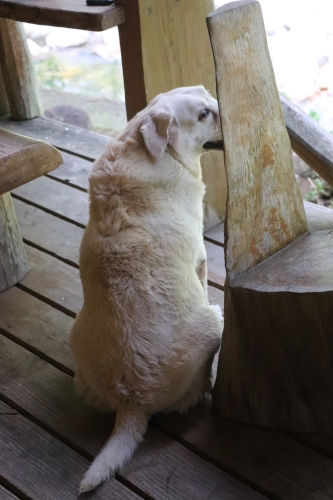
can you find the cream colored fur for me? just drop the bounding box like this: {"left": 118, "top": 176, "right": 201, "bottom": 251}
{"left": 70, "top": 86, "right": 223, "bottom": 493}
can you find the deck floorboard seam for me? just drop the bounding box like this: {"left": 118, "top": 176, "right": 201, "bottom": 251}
{"left": 0, "top": 329, "right": 74, "bottom": 377}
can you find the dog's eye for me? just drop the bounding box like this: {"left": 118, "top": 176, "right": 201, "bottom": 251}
{"left": 199, "top": 109, "right": 210, "bottom": 121}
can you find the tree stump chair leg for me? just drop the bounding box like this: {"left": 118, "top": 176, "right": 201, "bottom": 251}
{"left": 0, "top": 192, "right": 29, "bottom": 292}
{"left": 206, "top": 1, "right": 333, "bottom": 434}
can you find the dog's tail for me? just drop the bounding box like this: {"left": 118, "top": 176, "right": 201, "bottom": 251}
{"left": 79, "top": 407, "right": 148, "bottom": 493}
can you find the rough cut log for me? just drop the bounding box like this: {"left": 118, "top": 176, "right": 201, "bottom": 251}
{"left": 0, "top": 128, "right": 63, "bottom": 195}
{"left": 0, "top": 19, "right": 42, "bottom": 119}
{"left": 0, "top": 192, "right": 29, "bottom": 292}
{"left": 117, "top": 0, "right": 227, "bottom": 229}
{"left": 208, "top": 0, "right": 333, "bottom": 434}
{"left": 0, "top": 128, "right": 62, "bottom": 291}
{"left": 281, "top": 94, "right": 333, "bottom": 187}
{"left": 207, "top": 0, "right": 308, "bottom": 281}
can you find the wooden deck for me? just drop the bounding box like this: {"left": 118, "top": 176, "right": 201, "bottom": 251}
{"left": 1, "top": 116, "right": 333, "bottom": 499}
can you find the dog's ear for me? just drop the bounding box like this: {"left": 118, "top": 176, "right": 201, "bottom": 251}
{"left": 140, "top": 112, "right": 177, "bottom": 160}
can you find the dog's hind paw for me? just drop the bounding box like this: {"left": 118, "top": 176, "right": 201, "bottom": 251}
{"left": 209, "top": 304, "right": 223, "bottom": 322}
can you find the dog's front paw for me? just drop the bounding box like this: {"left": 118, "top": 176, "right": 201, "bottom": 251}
{"left": 210, "top": 304, "right": 223, "bottom": 322}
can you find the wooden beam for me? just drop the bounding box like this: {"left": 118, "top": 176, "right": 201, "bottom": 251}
{"left": 281, "top": 94, "right": 333, "bottom": 187}
{"left": 0, "top": 0, "right": 125, "bottom": 31}
{"left": 0, "top": 19, "right": 42, "bottom": 119}
{"left": 0, "top": 128, "right": 63, "bottom": 196}
{"left": 115, "top": 0, "right": 147, "bottom": 121}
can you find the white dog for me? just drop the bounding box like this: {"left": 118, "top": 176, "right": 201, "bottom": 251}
{"left": 70, "top": 86, "right": 223, "bottom": 493}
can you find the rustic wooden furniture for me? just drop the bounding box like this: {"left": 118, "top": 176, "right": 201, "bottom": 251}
{"left": 208, "top": 0, "right": 333, "bottom": 435}
{"left": 3, "top": 117, "right": 333, "bottom": 499}
{"left": 0, "top": 18, "right": 62, "bottom": 292}
{"left": 0, "top": 129, "right": 62, "bottom": 292}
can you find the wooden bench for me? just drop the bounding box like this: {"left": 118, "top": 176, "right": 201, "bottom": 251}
{"left": 0, "top": 127, "right": 62, "bottom": 292}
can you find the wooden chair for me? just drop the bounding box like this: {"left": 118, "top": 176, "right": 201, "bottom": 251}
{"left": 0, "top": 129, "right": 62, "bottom": 292}
{"left": 208, "top": 0, "right": 333, "bottom": 435}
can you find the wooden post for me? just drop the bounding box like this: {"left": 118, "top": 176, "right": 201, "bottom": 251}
{"left": 207, "top": 1, "right": 333, "bottom": 435}
{"left": 0, "top": 192, "right": 29, "bottom": 292}
{"left": 116, "top": 0, "right": 227, "bottom": 229}
{"left": 0, "top": 19, "right": 42, "bottom": 120}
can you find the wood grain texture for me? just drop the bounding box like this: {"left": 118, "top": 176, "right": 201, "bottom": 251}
{"left": 154, "top": 397, "right": 333, "bottom": 500}
{"left": 0, "top": 286, "right": 75, "bottom": 373}
{"left": 233, "top": 230, "right": 333, "bottom": 292}
{"left": 0, "top": 115, "right": 109, "bottom": 160}
{"left": 0, "top": 0, "right": 125, "bottom": 31}
{"left": 205, "top": 240, "right": 226, "bottom": 288}
{"left": 281, "top": 94, "right": 333, "bottom": 187}
{"left": 207, "top": 0, "right": 308, "bottom": 280}
{"left": 215, "top": 275, "right": 333, "bottom": 433}
{"left": 20, "top": 245, "right": 83, "bottom": 316}
{"left": 304, "top": 200, "right": 333, "bottom": 231}
{"left": 12, "top": 175, "right": 88, "bottom": 226}
{"left": 0, "top": 336, "right": 264, "bottom": 500}
{"left": 47, "top": 150, "right": 91, "bottom": 190}
{"left": 0, "top": 20, "right": 42, "bottom": 119}
{"left": 0, "top": 193, "right": 29, "bottom": 291}
{"left": 0, "top": 63, "right": 10, "bottom": 115}
{"left": 0, "top": 485, "right": 20, "bottom": 500}
{"left": 0, "top": 401, "right": 140, "bottom": 500}
{"left": 13, "top": 198, "right": 82, "bottom": 265}
{"left": 115, "top": 0, "right": 146, "bottom": 121}
{"left": 209, "top": 0, "right": 333, "bottom": 435}
{"left": 0, "top": 128, "right": 63, "bottom": 195}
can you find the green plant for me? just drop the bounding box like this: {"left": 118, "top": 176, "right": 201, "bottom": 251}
{"left": 308, "top": 109, "right": 321, "bottom": 123}
{"left": 35, "top": 54, "right": 66, "bottom": 90}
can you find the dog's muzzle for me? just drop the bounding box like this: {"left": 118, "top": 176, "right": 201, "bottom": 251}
{"left": 203, "top": 140, "right": 224, "bottom": 150}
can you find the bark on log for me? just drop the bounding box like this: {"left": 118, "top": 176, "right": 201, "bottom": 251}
{"left": 208, "top": 0, "right": 333, "bottom": 434}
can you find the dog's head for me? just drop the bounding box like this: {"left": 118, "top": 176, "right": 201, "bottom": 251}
{"left": 139, "top": 86, "right": 223, "bottom": 163}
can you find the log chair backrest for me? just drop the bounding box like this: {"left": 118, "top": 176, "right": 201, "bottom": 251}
{"left": 207, "top": 0, "right": 308, "bottom": 281}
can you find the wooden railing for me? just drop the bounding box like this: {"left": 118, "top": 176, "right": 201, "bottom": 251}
{"left": 281, "top": 94, "right": 333, "bottom": 187}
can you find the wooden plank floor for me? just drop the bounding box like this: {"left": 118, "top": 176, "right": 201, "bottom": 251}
{"left": 1, "top": 116, "right": 333, "bottom": 499}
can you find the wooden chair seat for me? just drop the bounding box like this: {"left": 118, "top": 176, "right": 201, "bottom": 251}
{"left": 208, "top": 0, "right": 333, "bottom": 435}
{"left": 0, "top": 127, "right": 62, "bottom": 196}
{"left": 0, "top": 0, "right": 125, "bottom": 31}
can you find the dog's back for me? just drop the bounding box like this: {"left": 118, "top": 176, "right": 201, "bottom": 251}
{"left": 70, "top": 86, "right": 223, "bottom": 492}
